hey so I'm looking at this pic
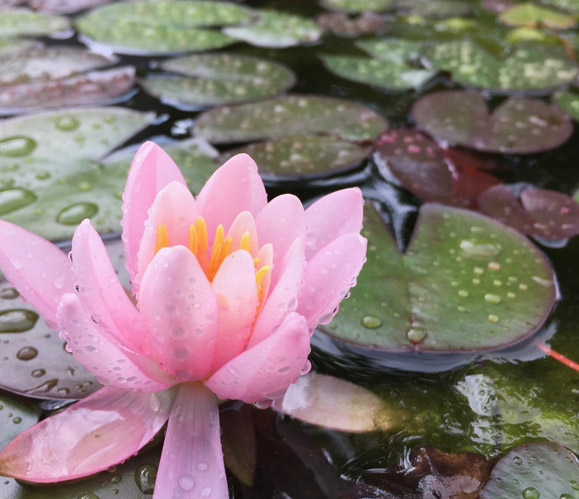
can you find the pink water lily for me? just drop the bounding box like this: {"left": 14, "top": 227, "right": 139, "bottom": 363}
{"left": 0, "top": 143, "right": 366, "bottom": 498}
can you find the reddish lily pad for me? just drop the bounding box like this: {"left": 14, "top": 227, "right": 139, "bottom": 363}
{"left": 477, "top": 184, "right": 579, "bottom": 240}
{"left": 0, "top": 8, "right": 69, "bottom": 37}
{"left": 411, "top": 90, "right": 573, "bottom": 154}
{"left": 499, "top": 2, "right": 576, "bottom": 29}
{"left": 375, "top": 129, "right": 501, "bottom": 207}
{"left": 321, "top": 203, "right": 556, "bottom": 351}
{"left": 480, "top": 442, "right": 579, "bottom": 498}
{"left": 315, "top": 12, "right": 388, "bottom": 38}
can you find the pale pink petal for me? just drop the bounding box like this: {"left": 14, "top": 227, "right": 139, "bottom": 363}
{"left": 249, "top": 238, "right": 305, "bottom": 347}
{"left": 256, "top": 194, "right": 305, "bottom": 286}
{"left": 297, "top": 233, "right": 367, "bottom": 329}
{"left": 196, "top": 154, "right": 268, "bottom": 244}
{"left": 304, "top": 188, "right": 363, "bottom": 260}
{"left": 154, "top": 383, "right": 227, "bottom": 499}
{"left": 205, "top": 312, "right": 310, "bottom": 403}
{"left": 135, "top": 181, "right": 199, "bottom": 295}
{"left": 58, "top": 293, "right": 174, "bottom": 391}
{"left": 255, "top": 242, "right": 273, "bottom": 312}
{"left": 139, "top": 246, "right": 219, "bottom": 381}
{"left": 72, "top": 220, "right": 145, "bottom": 352}
{"left": 0, "top": 221, "right": 74, "bottom": 327}
{"left": 0, "top": 386, "right": 175, "bottom": 483}
{"left": 210, "top": 250, "right": 258, "bottom": 372}
{"left": 121, "top": 142, "right": 187, "bottom": 282}
{"left": 226, "top": 211, "right": 259, "bottom": 255}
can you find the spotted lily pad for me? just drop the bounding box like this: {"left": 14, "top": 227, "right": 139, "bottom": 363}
{"left": 499, "top": 2, "right": 576, "bottom": 29}
{"left": 423, "top": 40, "right": 578, "bottom": 93}
{"left": 321, "top": 203, "right": 556, "bottom": 351}
{"left": 0, "top": 392, "right": 40, "bottom": 452}
{"left": 141, "top": 53, "right": 295, "bottom": 109}
{"left": 76, "top": 1, "right": 251, "bottom": 55}
{"left": 320, "top": 0, "right": 392, "bottom": 13}
{"left": 480, "top": 442, "right": 579, "bottom": 498}
{"left": 0, "top": 8, "right": 69, "bottom": 37}
{"left": 411, "top": 91, "right": 573, "bottom": 154}
{"left": 223, "top": 10, "right": 322, "bottom": 48}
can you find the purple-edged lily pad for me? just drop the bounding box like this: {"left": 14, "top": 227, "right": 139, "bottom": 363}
{"left": 411, "top": 90, "right": 573, "bottom": 154}
{"left": 478, "top": 184, "right": 579, "bottom": 240}
{"left": 321, "top": 203, "right": 556, "bottom": 351}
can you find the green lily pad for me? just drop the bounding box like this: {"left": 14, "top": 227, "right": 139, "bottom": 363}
{"left": 423, "top": 40, "right": 578, "bottom": 93}
{"left": 480, "top": 442, "right": 579, "bottom": 498}
{"left": 223, "top": 10, "right": 322, "bottom": 48}
{"left": 411, "top": 90, "right": 573, "bottom": 154}
{"left": 357, "top": 38, "right": 424, "bottom": 61}
{"left": 194, "top": 94, "right": 388, "bottom": 144}
{"left": 320, "top": 0, "right": 392, "bottom": 13}
{"left": 141, "top": 53, "right": 295, "bottom": 109}
{"left": 0, "top": 392, "right": 40, "bottom": 452}
{"left": 499, "top": 2, "right": 576, "bottom": 29}
{"left": 393, "top": 0, "right": 474, "bottom": 18}
{"left": 76, "top": 1, "right": 251, "bottom": 55}
{"left": 321, "top": 203, "right": 556, "bottom": 351}
{"left": 554, "top": 91, "right": 579, "bottom": 121}
{"left": 0, "top": 8, "right": 69, "bottom": 38}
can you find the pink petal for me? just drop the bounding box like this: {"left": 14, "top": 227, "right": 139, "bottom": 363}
{"left": 304, "top": 188, "right": 363, "bottom": 260}
{"left": 249, "top": 238, "right": 305, "bottom": 347}
{"left": 58, "top": 293, "right": 174, "bottom": 391}
{"left": 121, "top": 142, "right": 187, "bottom": 282}
{"left": 256, "top": 194, "right": 305, "bottom": 286}
{"left": 196, "top": 154, "right": 267, "bottom": 244}
{"left": 72, "top": 220, "right": 144, "bottom": 351}
{"left": 226, "top": 211, "right": 259, "bottom": 255}
{"left": 0, "top": 386, "right": 175, "bottom": 483}
{"left": 135, "top": 181, "right": 199, "bottom": 295}
{"left": 139, "top": 246, "right": 219, "bottom": 381}
{"left": 210, "top": 250, "right": 258, "bottom": 372}
{"left": 0, "top": 221, "right": 74, "bottom": 327}
{"left": 205, "top": 312, "right": 310, "bottom": 404}
{"left": 154, "top": 383, "right": 227, "bottom": 499}
{"left": 297, "top": 233, "right": 367, "bottom": 329}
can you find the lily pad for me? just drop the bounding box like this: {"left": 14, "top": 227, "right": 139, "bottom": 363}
{"left": 28, "top": 0, "right": 114, "bottom": 14}
{"left": 0, "top": 39, "right": 38, "bottom": 56}
{"left": 423, "top": 40, "right": 578, "bottom": 93}
{"left": 554, "top": 91, "right": 579, "bottom": 121}
{"left": 223, "top": 10, "right": 322, "bottom": 48}
{"left": 477, "top": 184, "right": 579, "bottom": 240}
{"left": 357, "top": 37, "right": 424, "bottom": 61}
{"left": 392, "top": 0, "right": 474, "bottom": 18}
{"left": 141, "top": 53, "right": 295, "bottom": 109}
{"left": 315, "top": 11, "right": 388, "bottom": 37}
{"left": 76, "top": 1, "right": 251, "bottom": 55}
{"left": 0, "top": 8, "right": 69, "bottom": 38}
{"left": 0, "top": 392, "right": 40, "bottom": 452}
{"left": 499, "top": 2, "right": 576, "bottom": 29}
{"left": 540, "top": 0, "right": 579, "bottom": 14}
{"left": 319, "top": 0, "right": 392, "bottom": 13}
{"left": 321, "top": 203, "right": 556, "bottom": 351}
{"left": 194, "top": 94, "right": 388, "bottom": 144}
{"left": 411, "top": 90, "right": 573, "bottom": 154}
{"left": 480, "top": 442, "right": 579, "bottom": 498}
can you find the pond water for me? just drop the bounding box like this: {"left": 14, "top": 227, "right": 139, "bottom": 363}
{"left": 0, "top": 0, "right": 578, "bottom": 497}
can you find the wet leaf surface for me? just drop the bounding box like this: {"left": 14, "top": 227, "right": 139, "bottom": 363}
{"left": 499, "top": 2, "right": 576, "bottom": 29}
{"left": 321, "top": 203, "right": 556, "bottom": 351}
{"left": 320, "top": 0, "right": 392, "bottom": 13}
{"left": 411, "top": 90, "right": 573, "bottom": 154}
{"left": 0, "top": 391, "right": 40, "bottom": 452}
{"left": 0, "top": 8, "right": 69, "bottom": 37}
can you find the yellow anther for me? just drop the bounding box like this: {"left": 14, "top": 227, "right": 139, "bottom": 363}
{"left": 188, "top": 224, "right": 198, "bottom": 256}
{"left": 194, "top": 217, "right": 208, "bottom": 255}
{"left": 255, "top": 265, "right": 271, "bottom": 287}
{"left": 155, "top": 224, "right": 169, "bottom": 254}
{"left": 207, "top": 243, "right": 223, "bottom": 281}
{"left": 222, "top": 237, "right": 233, "bottom": 258}
{"left": 253, "top": 257, "right": 261, "bottom": 267}
{"left": 240, "top": 232, "right": 251, "bottom": 253}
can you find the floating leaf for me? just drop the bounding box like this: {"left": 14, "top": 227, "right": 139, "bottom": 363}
{"left": 0, "top": 392, "right": 40, "bottom": 452}
{"left": 411, "top": 90, "right": 573, "bottom": 154}
{"left": 141, "top": 53, "right": 295, "bottom": 109}
{"left": 76, "top": 0, "right": 251, "bottom": 55}
{"left": 321, "top": 203, "right": 556, "bottom": 351}
{"left": 319, "top": 0, "right": 392, "bottom": 13}
{"left": 0, "top": 8, "right": 69, "bottom": 38}
{"left": 315, "top": 11, "right": 387, "bottom": 37}
{"left": 480, "top": 442, "right": 579, "bottom": 498}
{"left": 28, "top": 0, "right": 114, "bottom": 14}
{"left": 223, "top": 10, "right": 322, "bottom": 48}
{"left": 0, "top": 38, "right": 38, "bottom": 56}
{"left": 477, "top": 184, "right": 579, "bottom": 240}
{"left": 392, "top": 0, "right": 474, "bottom": 18}
{"left": 423, "top": 40, "right": 578, "bottom": 93}
{"left": 540, "top": 0, "right": 579, "bottom": 14}
{"left": 357, "top": 37, "right": 424, "bottom": 61}
{"left": 553, "top": 91, "right": 579, "bottom": 121}
{"left": 499, "top": 2, "right": 576, "bottom": 29}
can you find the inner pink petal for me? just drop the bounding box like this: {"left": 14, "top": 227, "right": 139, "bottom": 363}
{"left": 226, "top": 211, "right": 259, "bottom": 255}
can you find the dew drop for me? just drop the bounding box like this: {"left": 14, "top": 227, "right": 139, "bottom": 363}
{"left": 458, "top": 290, "right": 469, "bottom": 298}
{"left": 0, "top": 136, "right": 36, "bottom": 157}
{"left": 484, "top": 293, "right": 502, "bottom": 304}
{"left": 135, "top": 463, "right": 157, "bottom": 494}
{"left": 12, "top": 416, "right": 21, "bottom": 424}
{"left": 522, "top": 487, "right": 540, "bottom": 499}
{"left": 16, "top": 346, "right": 38, "bottom": 360}
{"left": 488, "top": 261, "right": 501, "bottom": 271}
{"left": 31, "top": 368, "right": 46, "bottom": 378}
{"left": 57, "top": 202, "right": 98, "bottom": 225}
{"left": 0, "top": 188, "right": 37, "bottom": 216}
{"left": 54, "top": 115, "right": 80, "bottom": 131}
{"left": 560, "top": 494, "right": 573, "bottom": 499}
{"left": 0, "top": 309, "right": 39, "bottom": 333}
{"left": 513, "top": 456, "right": 522, "bottom": 465}
{"left": 459, "top": 239, "right": 501, "bottom": 258}
{"left": 200, "top": 486, "right": 212, "bottom": 497}
{"left": 487, "top": 314, "right": 500, "bottom": 323}
{"left": 361, "top": 315, "right": 382, "bottom": 329}
{"left": 178, "top": 474, "right": 195, "bottom": 491}
{"left": 571, "top": 480, "right": 579, "bottom": 490}
{"left": 519, "top": 283, "right": 528, "bottom": 291}
{"left": 77, "top": 494, "right": 99, "bottom": 499}
{"left": 197, "top": 462, "right": 209, "bottom": 471}
{"left": 407, "top": 327, "right": 427, "bottom": 344}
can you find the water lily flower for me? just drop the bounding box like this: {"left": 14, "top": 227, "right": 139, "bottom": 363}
{"left": 0, "top": 142, "right": 366, "bottom": 498}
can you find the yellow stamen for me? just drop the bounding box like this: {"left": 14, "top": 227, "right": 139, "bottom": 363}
{"left": 188, "top": 225, "right": 198, "bottom": 256}
{"left": 253, "top": 257, "right": 261, "bottom": 267}
{"left": 195, "top": 217, "right": 208, "bottom": 255}
{"left": 155, "top": 223, "right": 169, "bottom": 254}
{"left": 240, "top": 232, "right": 251, "bottom": 253}
{"left": 222, "top": 236, "right": 233, "bottom": 258}
{"left": 207, "top": 225, "right": 225, "bottom": 280}
{"left": 255, "top": 265, "right": 271, "bottom": 287}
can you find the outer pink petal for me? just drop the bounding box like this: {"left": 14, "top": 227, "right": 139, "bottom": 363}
{"left": 297, "top": 233, "right": 367, "bottom": 329}
{"left": 58, "top": 293, "right": 174, "bottom": 391}
{"left": 196, "top": 154, "right": 267, "bottom": 244}
{"left": 72, "top": 220, "right": 144, "bottom": 351}
{"left": 0, "top": 386, "right": 175, "bottom": 483}
{"left": 135, "top": 181, "right": 199, "bottom": 295}
{"left": 154, "top": 383, "right": 227, "bottom": 499}
{"left": 205, "top": 312, "right": 310, "bottom": 404}
{"left": 121, "top": 142, "right": 187, "bottom": 282}
{"left": 304, "top": 188, "right": 363, "bottom": 260}
{"left": 139, "top": 246, "right": 219, "bottom": 381}
{"left": 210, "top": 250, "right": 258, "bottom": 372}
{"left": 249, "top": 238, "right": 305, "bottom": 347}
{"left": 255, "top": 194, "right": 305, "bottom": 286}
{"left": 0, "top": 221, "right": 74, "bottom": 327}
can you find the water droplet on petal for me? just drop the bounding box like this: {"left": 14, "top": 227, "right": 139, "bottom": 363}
{"left": 178, "top": 474, "right": 195, "bottom": 491}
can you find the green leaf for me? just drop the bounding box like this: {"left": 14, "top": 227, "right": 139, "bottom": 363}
{"left": 0, "top": 8, "right": 69, "bottom": 38}
{"left": 392, "top": 0, "right": 474, "bottom": 18}
{"left": 322, "top": 203, "right": 556, "bottom": 351}
{"left": 0, "top": 392, "right": 40, "bottom": 452}
{"left": 320, "top": 0, "right": 392, "bottom": 13}
{"left": 499, "top": 2, "right": 576, "bottom": 29}
{"left": 554, "top": 91, "right": 579, "bottom": 121}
